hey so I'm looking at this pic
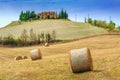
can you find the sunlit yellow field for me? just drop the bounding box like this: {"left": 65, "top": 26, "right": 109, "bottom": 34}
{"left": 0, "top": 35, "right": 120, "bottom": 80}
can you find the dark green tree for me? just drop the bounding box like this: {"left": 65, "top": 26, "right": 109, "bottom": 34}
{"left": 58, "top": 9, "right": 68, "bottom": 19}
{"left": 61, "top": 8, "right": 64, "bottom": 18}
{"left": 88, "top": 18, "right": 92, "bottom": 24}
{"left": 66, "top": 12, "right": 68, "bottom": 19}
{"left": 19, "top": 10, "right": 37, "bottom": 21}
{"left": 64, "top": 10, "right": 68, "bottom": 19}
{"left": 84, "top": 17, "right": 87, "bottom": 23}
{"left": 58, "top": 10, "right": 62, "bottom": 19}
{"left": 19, "top": 11, "right": 24, "bottom": 21}
{"left": 30, "top": 11, "right": 36, "bottom": 20}
{"left": 93, "top": 20, "right": 97, "bottom": 26}
{"left": 26, "top": 11, "right": 30, "bottom": 20}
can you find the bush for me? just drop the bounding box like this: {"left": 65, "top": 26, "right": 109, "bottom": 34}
{"left": 0, "top": 29, "right": 57, "bottom": 46}
{"left": 88, "top": 18, "right": 92, "bottom": 24}
{"left": 29, "top": 28, "right": 37, "bottom": 44}
{"left": 0, "top": 36, "right": 2, "bottom": 43}
{"left": 52, "top": 30, "right": 56, "bottom": 42}
{"left": 37, "top": 34, "right": 41, "bottom": 44}
{"left": 15, "top": 38, "right": 23, "bottom": 46}
{"left": 107, "top": 21, "right": 115, "bottom": 31}
{"left": 117, "top": 26, "right": 120, "bottom": 30}
{"left": 88, "top": 18, "right": 116, "bottom": 31}
{"left": 20, "top": 29, "right": 28, "bottom": 45}
{"left": 45, "top": 32, "right": 52, "bottom": 43}
{"left": 2, "top": 34, "right": 17, "bottom": 46}
{"left": 40, "top": 32, "right": 45, "bottom": 43}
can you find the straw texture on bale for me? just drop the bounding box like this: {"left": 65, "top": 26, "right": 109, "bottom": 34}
{"left": 30, "top": 48, "right": 42, "bottom": 60}
{"left": 14, "top": 56, "right": 22, "bottom": 60}
{"left": 45, "top": 43, "right": 49, "bottom": 47}
{"left": 70, "top": 48, "right": 93, "bottom": 73}
{"left": 22, "top": 56, "right": 27, "bottom": 59}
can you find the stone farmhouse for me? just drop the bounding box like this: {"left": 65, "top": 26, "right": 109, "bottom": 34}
{"left": 37, "top": 11, "right": 57, "bottom": 19}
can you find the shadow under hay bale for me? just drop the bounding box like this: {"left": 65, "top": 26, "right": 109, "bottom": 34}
{"left": 30, "top": 48, "right": 42, "bottom": 60}
{"left": 14, "top": 56, "right": 22, "bottom": 60}
{"left": 70, "top": 48, "right": 93, "bottom": 73}
{"left": 44, "top": 42, "right": 49, "bottom": 47}
{"left": 22, "top": 56, "right": 27, "bottom": 59}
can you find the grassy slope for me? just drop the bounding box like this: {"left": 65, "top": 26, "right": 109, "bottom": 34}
{"left": 0, "top": 20, "right": 107, "bottom": 40}
{"left": 4, "top": 21, "right": 21, "bottom": 28}
{"left": 0, "top": 35, "right": 120, "bottom": 80}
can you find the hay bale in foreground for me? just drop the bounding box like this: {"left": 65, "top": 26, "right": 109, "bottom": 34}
{"left": 70, "top": 48, "right": 93, "bottom": 73}
{"left": 14, "top": 56, "right": 22, "bottom": 60}
{"left": 22, "top": 56, "right": 27, "bottom": 59}
{"left": 30, "top": 48, "right": 42, "bottom": 60}
{"left": 45, "top": 42, "right": 49, "bottom": 47}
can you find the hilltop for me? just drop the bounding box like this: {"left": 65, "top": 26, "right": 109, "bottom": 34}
{"left": 0, "top": 20, "right": 107, "bottom": 40}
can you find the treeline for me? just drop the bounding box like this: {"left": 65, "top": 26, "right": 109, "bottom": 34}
{"left": 0, "top": 29, "right": 56, "bottom": 46}
{"left": 19, "top": 9, "right": 68, "bottom": 21}
{"left": 19, "top": 11, "right": 36, "bottom": 21}
{"left": 86, "top": 18, "right": 116, "bottom": 31}
{"left": 58, "top": 9, "right": 68, "bottom": 19}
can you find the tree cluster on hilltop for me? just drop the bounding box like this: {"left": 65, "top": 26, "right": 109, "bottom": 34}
{"left": 58, "top": 9, "right": 68, "bottom": 19}
{"left": 86, "top": 18, "right": 116, "bottom": 31}
{"left": 19, "top": 11, "right": 36, "bottom": 21}
{"left": 19, "top": 9, "right": 69, "bottom": 21}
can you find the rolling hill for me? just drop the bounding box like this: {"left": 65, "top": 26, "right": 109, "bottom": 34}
{"left": 0, "top": 20, "right": 120, "bottom": 80}
{"left": 0, "top": 19, "right": 108, "bottom": 40}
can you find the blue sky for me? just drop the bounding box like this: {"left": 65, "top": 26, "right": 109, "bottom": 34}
{"left": 0, "top": 0, "right": 120, "bottom": 28}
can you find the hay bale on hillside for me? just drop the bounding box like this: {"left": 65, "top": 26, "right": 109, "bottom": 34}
{"left": 14, "top": 56, "right": 22, "bottom": 60}
{"left": 70, "top": 48, "right": 93, "bottom": 73}
{"left": 45, "top": 42, "right": 49, "bottom": 47}
{"left": 22, "top": 56, "right": 27, "bottom": 59}
{"left": 30, "top": 48, "right": 42, "bottom": 60}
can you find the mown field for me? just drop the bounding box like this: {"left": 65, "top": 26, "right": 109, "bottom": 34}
{"left": 0, "top": 35, "right": 120, "bottom": 80}
{"left": 0, "top": 20, "right": 107, "bottom": 40}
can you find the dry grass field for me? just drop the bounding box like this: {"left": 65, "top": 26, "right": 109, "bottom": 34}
{"left": 0, "top": 20, "right": 107, "bottom": 40}
{"left": 0, "top": 35, "right": 120, "bottom": 80}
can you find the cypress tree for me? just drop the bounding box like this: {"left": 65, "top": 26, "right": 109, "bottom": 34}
{"left": 66, "top": 12, "right": 68, "bottom": 19}
{"left": 26, "top": 11, "right": 31, "bottom": 20}
{"left": 84, "top": 17, "right": 87, "bottom": 23}
{"left": 28, "top": 11, "right": 30, "bottom": 19}
{"left": 19, "top": 11, "right": 24, "bottom": 21}
{"left": 64, "top": 10, "right": 68, "bottom": 19}
{"left": 31, "top": 11, "right": 36, "bottom": 20}
{"left": 58, "top": 10, "right": 62, "bottom": 19}
{"left": 26, "top": 11, "right": 29, "bottom": 20}
{"left": 64, "top": 10, "right": 66, "bottom": 19}
{"left": 23, "top": 12, "right": 27, "bottom": 21}
{"left": 61, "top": 8, "right": 64, "bottom": 18}
{"left": 58, "top": 9, "right": 68, "bottom": 19}
{"left": 19, "top": 10, "right": 37, "bottom": 21}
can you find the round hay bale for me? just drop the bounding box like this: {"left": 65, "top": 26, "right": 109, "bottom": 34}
{"left": 30, "top": 48, "right": 42, "bottom": 60}
{"left": 14, "top": 56, "right": 22, "bottom": 60}
{"left": 70, "top": 48, "right": 93, "bottom": 73}
{"left": 22, "top": 56, "right": 27, "bottom": 59}
{"left": 45, "top": 42, "right": 49, "bottom": 47}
